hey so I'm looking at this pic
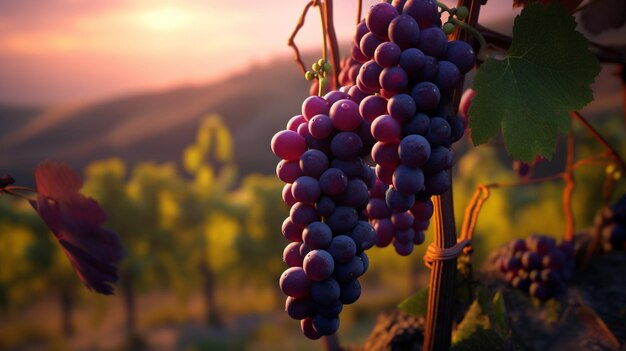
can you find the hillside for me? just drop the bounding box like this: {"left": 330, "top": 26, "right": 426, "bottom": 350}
{"left": 0, "top": 55, "right": 312, "bottom": 183}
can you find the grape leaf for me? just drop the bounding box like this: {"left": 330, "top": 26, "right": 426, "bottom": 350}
{"left": 31, "top": 161, "right": 125, "bottom": 295}
{"left": 398, "top": 286, "right": 429, "bottom": 316}
{"left": 581, "top": 0, "right": 626, "bottom": 35}
{"left": 469, "top": 2, "right": 600, "bottom": 162}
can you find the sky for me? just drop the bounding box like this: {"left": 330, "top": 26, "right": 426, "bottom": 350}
{"left": 0, "top": 0, "right": 516, "bottom": 106}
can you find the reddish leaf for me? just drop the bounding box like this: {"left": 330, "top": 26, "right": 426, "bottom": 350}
{"left": 581, "top": 0, "right": 626, "bottom": 35}
{"left": 513, "top": 0, "right": 583, "bottom": 13}
{"left": 31, "top": 161, "right": 125, "bottom": 295}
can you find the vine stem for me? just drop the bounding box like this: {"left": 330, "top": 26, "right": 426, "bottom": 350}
{"left": 563, "top": 129, "right": 575, "bottom": 242}
{"left": 571, "top": 111, "right": 626, "bottom": 171}
{"left": 323, "top": 0, "right": 341, "bottom": 90}
{"left": 423, "top": 1, "right": 482, "bottom": 350}
{"left": 287, "top": 1, "right": 316, "bottom": 75}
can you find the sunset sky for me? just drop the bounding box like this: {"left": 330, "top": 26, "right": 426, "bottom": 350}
{"left": 0, "top": 0, "right": 516, "bottom": 106}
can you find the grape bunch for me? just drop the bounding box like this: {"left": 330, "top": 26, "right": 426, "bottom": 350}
{"left": 272, "top": 91, "right": 379, "bottom": 339}
{"left": 497, "top": 235, "right": 575, "bottom": 302}
{"left": 345, "top": 1, "right": 473, "bottom": 253}
{"left": 593, "top": 194, "right": 626, "bottom": 252}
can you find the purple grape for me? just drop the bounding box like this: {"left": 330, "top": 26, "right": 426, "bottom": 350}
{"left": 292, "top": 176, "right": 321, "bottom": 204}
{"left": 426, "top": 117, "right": 452, "bottom": 146}
{"left": 280, "top": 267, "right": 311, "bottom": 298}
{"left": 367, "top": 198, "right": 392, "bottom": 219}
{"left": 366, "top": 2, "right": 398, "bottom": 37}
{"left": 375, "top": 41, "right": 402, "bottom": 67}
{"left": 286, "top": 296, "right": 316, "bottom": 320}
{"left": 448, "top": 114, "right": 467, "bottom": 142}
{"left": 417, "top": 27, "right": 448, "bottom": 58}
{"left": 282, "top": 217, "right": 303, "bottom": 242}
{"left": 372, "top": 141, "right": 401, "bottom": 167}
{"left": 290, "top": 202, "right": 320, "bottom": 228}
{"left": 284, "top": 242, "right": 305, "bottom": 267}
{"left": 376, "top": 164, "right": 394, "bottom": 184}
{"left": 308, "top": 114, "right": 334, "bottom": 139}
{"left": 391, "top": 211, "right": 414, "bottom": 229}
{"left": 327, "top": 206, "right": 359, "bottom": 233}
{"left": 354, "top": 19, "right": 369, "bottom": 46}
{"left": 530, "top": 281, "right": 551, "bottom": 301}
{"left": 311, "top": 278, "right": 341, "bottom": 305}
{"left": 276, "top": 159, "right": 303, "bottom": 183}
{"left": 300, "top": 150, "right": 329, "bottom": 178}
{"left": 327, "top": 235, "right": 357, "bottom": 264}
{"left": 395, "top": 228, "right": 415, "bottom": 244}
{"left": 399, "top": 48, "right": 425, "bottom": 78}
{"left": 319, "top": 168, "right": 348, "bottom": 196}
{"left": 333, "top": 256, "right": 364, "bottom": 282}
{"left": 302, "top": 95, "right": 329, "bottom": 121}
{"left": 444, "top": 40, "right": 476, "bottom": 74}
{"left": 330, "top": 99, "right": 361, "bottom": 131}
{"left": 316, "top": 196, "right": 336, "bottom": 217}
{"left": 312, "top": 315, "right": 340, "bottom": 335}
{"left": 374, "top": 218, "right": 395, "bottom": 246}
{"left": 402, "top": 112, "right": 430, "bottom": 136}
{"left": 380, "top": 66, "right": 409, "bottom": 93}
{"left": 435, "top": 61, "right": 461, "bottom": 91}
{"left": 359, "top": 95, "right": 388, "bottom": 122}
{"left": 411, "top": 199, "right": 434, "bottom": 221}
{"left": 388, "top": 14, "right": 420, "bottom": 50}
{"left": 360, "top": 32, "right": 386, "bottom": 58}
{"left": 272, "top": 130, "right": 307, "bottom": 161}
{"left": 318, "top": 299, "right": 343, "bottom": 318}
{"left": 340, "top": 280, "right": 361, "bottom": 304}
{"left": 303, "top": 222, "right": 333, "bottom": 249}
{"left": 301, "top": 318, "right": 322, "bottom": 340}
{"left": 359, "top": 60, "right": 384, "bottom": 91}
{"left": 413, "top": 230, "right": 426, "bottom": 245}
{"left": 424, "top": 170, "right": 450, "bottom": 195}
{"left": 393, "top": 239, "right": 414, "bottom": 256}
{"left": 371, "top": 114, "right": 402, "bottom": 142}
{"left": 403, "top": 0, "right": 439, "bottom": 28}
{"left": 423, "top": 146, "right": 452, "bottom": 173}
{"left": 324, "top": 90, "right": 351, "bottom": 106}
{"left": 351, "top": 44, "right": 369, "bottom": 63}
{"left": 413, "top": 55, "right": 438, "bottom": 82}
{"left": 411, "top": 82, "right": 440, "bottom": 111}
{"left": 282, "top": 184, "right": 296, "bottom": 206}
{"left": 393, "top": 164, "right": 425, "bottom": 195}
{"left": 350, "top": 221, "right": 378, "bottom": 252}
{"left": 347, "top": 85, "right": 371, "bottom": 104}
{"left": 385, "top": 187, "right": 415, "bottom": 212}
{"left": 521, "top": 251, "right": 542, "bottom": 270}
{"left": 331, "top": 132, "right": 363, "bottom": 160}
{"left": 336, "top": 179, "right": 369, "bottom": 209}
{"left": 387, "top": 93, "right": 416, "bottom": 122}
{"left": 287, "top": 115, "right": 306, "bottom": 131}
{"left": 303, "top": 250, "right": 335, "bottom": 281}
{"left": 399, "top": 134, "right": 431, "bottom": 167}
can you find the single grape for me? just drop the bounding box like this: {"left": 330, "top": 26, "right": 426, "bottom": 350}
{"left": 366, "top": 2, "right": 399, "bottom": 37}
{"left": 300, "top": 150, "right": 329, "bottom": 178}
{"left": 286, "top": 296, "right": 316, "bottom": 320}
{"left": 387, "top": 93, "right": 416, "bottom": 122}
{"left": 411, "top": 82, "right": 440, "bottom": 111}
{"left": 327, "top": 206, "right": 359, "bottom": 233}
{"left": 331, "top": 132, "right": 363, "bottom": 160}
{"left": 340, "top": 280, "right": 361, "bottom": 304}
{"left": 371, "top": 114, "right": 402, "bottom": 142}
{"left": 399, "top": 134, "right": 431, "bottom": 167}
{"left": 303, "top": 250, "right": 335, "bottom": 281}
{"left": 380, "top": 66, "right": 409, "bottom": 93}
{"left": 282, "top": 217, "right": 303, "bottom": 242}
{"left": 302, "top": 96, "right": 330, "bottom": 121}
{"left": 272, "top": 130, "right": 307, "bottom": 161}
{"left": 311, "top": 278, "right": 341, "bottom": 305}
{"left": 359, "top": 95, "right": 388, "bottom": 122}
{"left": 375, "top": 41, "right": 402, "bottom": 67}
{"left": 284, "top": 242, "right": 305, "bottom": 267}
{"left": 388, "top": 14, "right": 420, "bottom": 50}
{"left": 308, "top": 114, "right": 334, "bottom": 139}
{"left": 303, "top": 221, "right": 333, "bottom": 250}
{"left": 417, "top": 27, "right": 448, "bottom": 58}
{"left": 328, "top": 235, "right": 358, "bottom": 263}
{"left": 280, "top": 267, "right": 311, "bottom": 298}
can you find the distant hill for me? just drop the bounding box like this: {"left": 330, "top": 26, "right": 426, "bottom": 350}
{"left": 0, "top": 54, "right": 314, "bottom": 184}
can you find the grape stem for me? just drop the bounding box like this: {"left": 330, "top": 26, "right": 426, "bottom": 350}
{"left": 323, "top": 0, "right": 340, "bottom": 90}
{"left": 563, "top": 129, "right": 575, "bottom": 242}
{"left": 1, "top": 185, "right": 38, "bottom": 202}
{"left": 356, "top": 0, "right": 362, "bottom": 25}
{"left": 571, "top": 111, "right": 626, "bottom": 172}
{"left": 287, "top": 1, "right": 316, "bottom": 75}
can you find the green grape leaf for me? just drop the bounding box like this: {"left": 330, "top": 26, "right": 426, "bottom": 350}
{"left": 450, "top": 327, "right": 505, "bottom": 351}
{"left": 469, "top": 2, "right": 600, "bottom": 162}
{"left": 491, "top": 291, "right": 509, "bottom": 337}
{"left": 398, "top": 286, "right": 429, "bottom": 316}
{"left": 452, "top": 299, "right": 491, "bottom": 344}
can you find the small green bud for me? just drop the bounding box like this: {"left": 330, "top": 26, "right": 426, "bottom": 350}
{"left": 317, "top": 58, "right": 325, "bottom": 66}
{"left": 305, "top": 71, "right": 316, "bottom": 80}
{"left": 456, "top": 6, "right": 469, "bottom": 20}
{"left": 319, "top": 76, "right": 329, "bottom": 88}
{"left": 312, "top": 62, "right": 321, "bottom": 71}
{"left": 443, "top": 22, "right": 455, "bottom": 35}
{"left": 322, "top": 63, "right": 332, "bottom": 73}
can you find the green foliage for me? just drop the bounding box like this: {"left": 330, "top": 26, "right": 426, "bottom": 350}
{"left": 470, "top": 2, "right": 600, "bottom": 161}
{"left": 398, "top": 286, "right": 429, "bottom": 317}
{"left": 451, "top": 288, "right": 512, "bottom": 350}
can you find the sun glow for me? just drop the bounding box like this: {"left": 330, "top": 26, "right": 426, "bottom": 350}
{"left": 136, "top": 7, "right": 192, "bottom": 32}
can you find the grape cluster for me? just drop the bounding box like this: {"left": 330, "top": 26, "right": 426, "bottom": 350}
{"left": 272, "top": 91, "right": 378, "bottom": 339}
{"left": 343, "top": 1, "right": 473, "bottom": 253}
{"left": 497, "top": 235, "right": 574, "bottom": 302}
{"left": 593, "top": 195, "right": 626, "bottom": 252}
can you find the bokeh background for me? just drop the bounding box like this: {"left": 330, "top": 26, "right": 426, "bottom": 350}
{"left": 0, "top": 1, "right": 624, "bottom": 350}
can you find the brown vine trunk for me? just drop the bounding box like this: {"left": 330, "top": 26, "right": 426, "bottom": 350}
{"left": 60, "top": 284, "right": 74, "bottom": 337}
{"left": 121, "top": 270, "right": 137, "bottom": 337}
{"left": 423, "top": 1, "right": 482, "bottom": 349}
{"left": 200, "top": 256, "right": 221, "bottom": 327}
